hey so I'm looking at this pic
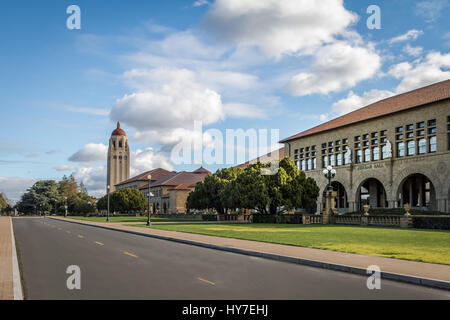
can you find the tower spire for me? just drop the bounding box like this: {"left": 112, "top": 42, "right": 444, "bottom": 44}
{"left": 117, "top": 121, "right": 121, "bottom": 129}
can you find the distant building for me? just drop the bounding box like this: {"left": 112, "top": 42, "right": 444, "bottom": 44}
{"left": 280, "top": 80, "right": 450, "bottom": 214}
{"left": 116, "top": 167, "right": 210, "bottom": 214}
{"left": 106, "top": 122, "right": 130, "bottom": 193}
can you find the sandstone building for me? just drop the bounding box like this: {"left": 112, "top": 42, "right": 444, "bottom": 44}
{"left": 280, "top": 80, "right": 450, "bottom": 214}
{"left": 106, "top": 122, "right": 130, "bottom": 193}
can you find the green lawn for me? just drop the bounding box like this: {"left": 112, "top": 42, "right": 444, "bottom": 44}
{"left": 141, "top": 223, "right": 450, "bottom": 265}
{"left": 67, "top": 216, "right": 201, "bottom": 223}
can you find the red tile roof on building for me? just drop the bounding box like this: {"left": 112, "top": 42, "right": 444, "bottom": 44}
{"left": 280, "top": 79, "right": 450, "bottom": 143}
{"left": 116, "top": 168, "right": 176, "bottom": 186}
{"left": 235, "top": 148, "right": 285, "bottom": 169}
{"left": 148, "top": 170, "right": 210, "bottom": 188}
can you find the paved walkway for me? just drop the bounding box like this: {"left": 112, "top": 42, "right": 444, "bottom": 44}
{"left": 52, "top": 217, "right": 450, "bottom": 285}
{"left": 0, "top": 217, "right": 13, "bottom": 300}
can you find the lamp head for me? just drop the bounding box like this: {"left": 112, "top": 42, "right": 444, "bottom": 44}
{"left": 327, "top": 165, "right": 332, "bottom": 171}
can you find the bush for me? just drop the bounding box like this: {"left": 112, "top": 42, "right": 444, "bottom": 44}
{"left": 252, "top": 214, "right": 304, "bottom": 224}
{"left": 202, "top": 214, "right": 218, "bottom": 221}
{"left": 412, "top": 216, "right": 450, "bottom": 230}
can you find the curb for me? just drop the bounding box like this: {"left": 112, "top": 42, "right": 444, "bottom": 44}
{"left": 10, "top": 219, "right": 23, "bottom": 300}
{"left": 50, "top": 217, "right": 450, "bottom": 291}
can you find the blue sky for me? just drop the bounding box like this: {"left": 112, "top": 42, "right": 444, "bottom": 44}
{"left": 1, "top": 0, "right": 449, "bottom": 201}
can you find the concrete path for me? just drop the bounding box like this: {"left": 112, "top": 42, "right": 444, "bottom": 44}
{"left": 53, "top": 217, "right": 450, "bottom": 288}
{"left": 0, "top": 217, "right": 13, "bottom": 300}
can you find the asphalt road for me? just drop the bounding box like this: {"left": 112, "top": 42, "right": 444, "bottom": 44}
{"left": 12, "top": 217, "right": 450, "bottom": 300}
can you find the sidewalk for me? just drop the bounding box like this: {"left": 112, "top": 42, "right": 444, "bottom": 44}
{"left": 0, "top": 217, "right": 13, "bottom": 300}
{"left": 53, "top": 217, "right": 450, "bottom": 290}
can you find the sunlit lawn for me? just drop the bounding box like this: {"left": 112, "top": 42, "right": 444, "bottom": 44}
{"left": 140, "top": 223, "right": 450, "bottom": 265}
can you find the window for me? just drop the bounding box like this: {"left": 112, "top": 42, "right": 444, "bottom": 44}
{"left": 336, "top": 147, "right": 341, "bottom": 152}
{"left": 295, "top": 161, "right": 300, "bottom": 170}
{"left": 301, "top": 160, "right": 306, "bottom": 171}
{"left": 364, "top": 149, "right": 370, "bottom": 162}
{"left": 119, "top": 141, "right": 123, "bottom": 148}
{"left": 113, "top": 141, "right": 116, "bottom": 148}
{"left": 343, "top": 138, "right": 348, "bottom": 144}
{"left": 380, "top": 130, "right": 387, "bottom": 136}
{"left": 428, "top": 119, "right": 436, "bottom": 127}
{"left": 328, "top": 142, "right": 334, "bottom": 147}
{"left": 305, "top": 153, "right": 310, "bottom": 158}
{"left": 322, "top": 156, "right": 328, "bottom": 168}
{"left": 300, "top": 148, "right": 305, "bottom": 153}
{"left": 371, "top": 132, "right": 378, "bottom": 138}
{"left": 429, "top": 136, "right": 437, "bottom": 153}
{"left": 396, "top": 134, "right": 404, "bottom": 140}
{"left": 311, "top": 145, "right": 316, "bottom": 151}
{"left": 372, "top": 139, "right": 378, "bottom": 145}
{"left": 306, "top": 147, "right": 310, "bottom": 152}
{"left": 311, "top": 152, "right": 316, "bottom": 157}
{"left": 407, "top": 140, "right": 415, "bottom": 156}
{"left": 322, "top": 143, "right": 327, "bottom": 149}
{"left": 373, "top": 147, "right": 380, "bottom": 161}
{"left": 418, "top": 139, "right": 426, "bottom": 155}
{"left": 294, "top": 149, "right": 299, "bottom": 154}
{"left": 312, "top": 158, "right": 317, "bottom": 170}
{"left": 307, "top": 159, "right": 312, "bottom": 171}
{"left": 355, "top": 136, "right": 361, "bottom": 141}
{"left": 344, "top": 152, "right": 351, "bottom": 165}
{"left": 336, "top": 140, "right": 341, "bottom": 145}
{"left": 382, "top": 145, "right": 389, "bottom": 159}
{"left": 329, "top": 148, "right": 334, "bottom": 153}
{"left": 363, "top": 134, "right": 369, "bottom": 140}
{"left": 406, "top": 132, "right": 414, "bottom": 138}
{"left": 396, "top": 127, "right": 403, "bottom": 133}
{"left": 397, "top": 142, "right": 405, "bottom": 157}
{"left": 417, "top": 130, "right": 425, "bottom": 136}
{"left": 428, "top": 127, "right": 437, "bottom": 134}
{"left": 381, "top": 137, "right": 387, "bottom": 143}
{"left": 330, "top": 154, "right": 335, "bottom": 166}
{"left": 417, "top": 122, "right": 425, "bottom": 129}
{"left": 337, "top": 154, "right": 342, "bottom": 166}
{"left": 406, "top": 124, "right": 414, "bottom": 131}
{"left": 355, "top": 142, "right": 361, "bottom": 148}
{"left": 356, "top": 150, "right": 362, "bottom": 163}
{"left": 363, "top": 141, "right": 370, "bottom": 147}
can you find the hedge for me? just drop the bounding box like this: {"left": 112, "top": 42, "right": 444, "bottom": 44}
{"left": 412, "top": 216, "right": 450, "bottom": 230}
{"left": 252, "top": 214, "right": 304, "bottom": 224}
{"left": 202, "top": 214, "right": 219, "bottom": 221}
{"left": 345, "top": 208, "right": 449, "bottom": 216}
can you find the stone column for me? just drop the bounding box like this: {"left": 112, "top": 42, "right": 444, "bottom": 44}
{"left": 409, "top": 178, "right": 413, "bottom": 207}
{"left": 322, "top": 191, "right": 337, "bottom": 224}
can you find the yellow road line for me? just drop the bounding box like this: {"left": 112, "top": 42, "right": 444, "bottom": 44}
{"left": 123, "top": 251, "right": 138, "bottom": 258}
{"left": 77, "top": 235, "right": 84, "bottom": 239}
{"left": 197, "top": 277, "right": 216, "bottom": 286}
{"left": 95, "top": 241, "right": 104, "bottom": 246}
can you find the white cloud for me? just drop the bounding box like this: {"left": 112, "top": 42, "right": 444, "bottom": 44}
{"left": 403, "top": 44, "right": 423, "bottom": 57}
{"left": 131, "top": 148, "right": 175, "bottom": 176}
{"left": 223, "top": 103, "right": 267, "bottom": 119}
{"left": 193, "top": 0, "right": 209, "bottom": 7}
{"left": 0, "top": 177, "right": 37, "bottom": 203}
{"left": 54, "top": 165, "right": 76, "bottom": 172}
{"left": 415, "top": 0, "right": 449, "bottom": 22}
{"left": 332, "top": 89, "right": 395, "bottom": 116}
{"left": 68, "top": 143, "right": 108, "bottom": 163}
{"left": 388, "top": 52, "right": 450, "bottom": 93}
{"left": 73, "top": 166, "right": 107, "bottom": 198}
{"left": 389, "top": 30, "right": 423, "bottom": 44}
{"left": 204, "top": 0, "right": 358, "bottom": 59}
{"left": 66, "top": 106, "right": 109, "bottom": 116}
{"left": 286, "top": 42, "right": 381, "bottom": 96}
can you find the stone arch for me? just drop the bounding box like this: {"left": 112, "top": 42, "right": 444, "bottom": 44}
{"left": 353, "top": 171, "right": 392, "bottom": 202}
{"left": 394, "top": 172, "right": 438, "bottom": 211}
{"left": 391, "top": 166, "right": 442, "bottom": 200}
{"left": 355, "top": 177, "right": 388, "bottom": 211}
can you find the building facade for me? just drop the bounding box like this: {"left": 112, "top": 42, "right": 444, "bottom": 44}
{"left": 107, "top": 122, "right": 130, "bottom": 193}
{"left": 281, "top": 80, "right": 450, "bottom": 214}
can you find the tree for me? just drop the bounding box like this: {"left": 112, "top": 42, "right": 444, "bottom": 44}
{"left": 97, "top": 188, "right": 146, "bottom": 214}
{"left": 0, "top": 193, "right": 8, "bottom": 216}
{"left": 187, "top": 158, "right": 320, "bottom": 215}
{"left": 17, "top": 180, "right": 60, "bottom": 215}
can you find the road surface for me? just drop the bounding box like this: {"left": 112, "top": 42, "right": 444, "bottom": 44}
{"left": 12, "top": 217, "right": 450, "bottom": 300}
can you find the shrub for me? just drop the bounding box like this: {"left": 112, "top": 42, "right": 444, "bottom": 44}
{"left": 202, "top": 214, "right": 218, "bottom": 221}
{"left": 252, "top": 214, "right": 304, "bottom": 224}
{"left": 344, "top": 208, "right": 448, "bottom": 216}
{"left": 412, "top": 216, "right": 450, "bottom": 230}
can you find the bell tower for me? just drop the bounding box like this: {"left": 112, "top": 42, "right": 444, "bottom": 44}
{"left": 107, "top": 122, "right": 130, "bottom": 193}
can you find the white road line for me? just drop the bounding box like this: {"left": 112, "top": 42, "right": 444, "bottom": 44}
{"left": 10, "top": 218, "right": 23, "bottom": 300}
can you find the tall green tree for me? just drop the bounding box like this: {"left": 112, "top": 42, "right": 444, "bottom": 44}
{"left": 0, "top": 193, "right": 8, "bottom": 215}
{"left": 97, "top": 188, "right": 146, "bottom": 214}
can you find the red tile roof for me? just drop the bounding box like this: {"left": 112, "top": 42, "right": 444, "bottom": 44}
{"left": 116, "top": 168, "right": 176, "bottom": 186}
{"left": 148, "top": 171, "right": 209, "bottom": 188}
{"left": 280, "top": 79, "right": 450, "bottom": 143}
{"left": 235, "top": 148, "right": 285, "bottom": 169}
{"left": 111, "top": 121, "right": 126, "bottom": 137}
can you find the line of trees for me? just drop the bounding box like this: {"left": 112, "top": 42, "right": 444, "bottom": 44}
{"left": 96, "top": 188, "right": 147, "bottom": 214}
{"left": 16, "top": 175, "right": 96, "bottom": 216}
{"left": 0, "top": 193, "right": 13, "bottom": 216}
{"left": 187, "top": 158, "right": 320, "bottom": 215}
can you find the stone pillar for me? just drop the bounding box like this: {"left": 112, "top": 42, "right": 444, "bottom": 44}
{"left": 418, "top": 176, "right": 424, "bottom": 207}
{"left": 322, "top": 191, "right": 337, "bottom": 224}
{"left": 409, "top": 178, "right": 413, "bottom": 207}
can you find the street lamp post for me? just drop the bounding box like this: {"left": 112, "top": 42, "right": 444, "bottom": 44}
{"left": 322, "top": 166, "right": 336, "bottom": 192}
{"left": 107, "top": 185, "right": 110, "bottom": 222}
{"left": 147, "top": 175, "right": 152, "bottom": 227}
